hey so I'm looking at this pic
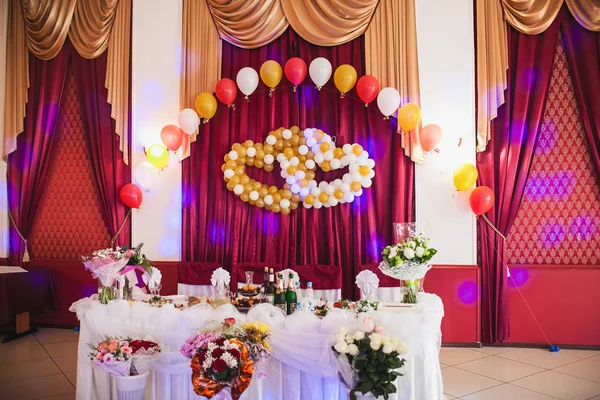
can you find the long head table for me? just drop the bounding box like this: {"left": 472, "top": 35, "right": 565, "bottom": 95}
{"left": 70, "top": 293, "right": 444, "bottom": 400}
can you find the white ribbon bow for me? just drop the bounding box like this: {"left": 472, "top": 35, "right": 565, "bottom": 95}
{"left": 211, "top": 268, "right": 231, "bottom": 293}
{"left": 142, "top": 266, "right": 162, "bottom": 289}
{"left": 279, "top": 269, "right": 299, "bottom": 288}
{"left": 355, "top": 270, "right": 379, "bottom": 299}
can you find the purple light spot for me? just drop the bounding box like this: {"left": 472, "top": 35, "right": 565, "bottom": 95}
{"left": 457, "top": 281, "right": 478, "bottom": 305}
{"left": 536, "top": 120, "right": 558, "bottom": 154}
{"left": 539, "top": 222, "right": 566, "bottom": 247}
{"left": 525, "top": 171, "right": 576, "bottom": 202}
{"left": 570, "top": 215, "right": 596, "bottom": 241}
{"left": 159, "top": 236, "right": 179, "bottom": 257}
{"left": 508, "top": 268, "right": 529, "bottom": 287}
{"left": 208, "top": 221, "right": 226, "bottom": 245}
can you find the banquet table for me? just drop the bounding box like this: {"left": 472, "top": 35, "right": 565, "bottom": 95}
{"left": 71, "top": 293, "right": 444, "bottom": 400}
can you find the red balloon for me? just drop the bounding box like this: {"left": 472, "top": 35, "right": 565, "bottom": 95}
{"left": 470, "top": 186, "right": 495, "bottom": 215}
{"left": 215, "top": 78, "right": 237, "bottom": 105}
{"left": 160, "top": 124, "right": 184, "bottom": 151}
{"left": 356, "top": 75, "right": 380, "bottom": 105}
{"left": 120, "top": 184, "right": 143, "bottom": 209}
{"left": 420, "top": 124, "right": 443, "bottom": 152}
{"left": 284, "top": 57, "right": 307, "bottom": 86}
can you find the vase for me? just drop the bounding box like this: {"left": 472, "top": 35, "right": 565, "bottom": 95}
{"left": 97, "top": 276, "right": 119, "bottom": 304}
{"left": 400, "top": 279, "right": 419, "bottom": 304}
{"left": 112, "top": 372, "right": 148, "bottom": 400}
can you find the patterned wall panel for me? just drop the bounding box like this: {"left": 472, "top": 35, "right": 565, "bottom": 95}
{"left": 29, "top": 68, "right": 111, "bottom": 259}
{"left": 506, "top": 37, "right": 600, "bottom": 265}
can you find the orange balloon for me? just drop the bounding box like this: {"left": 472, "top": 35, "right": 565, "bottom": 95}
{"left": 352, "top": 144, "right": 363, "bottom": 156}
{"left": 334, "top": 189, "right": 344, "bottom": 199}
{"left": 333, "top": 148, "right": 344, "bottom": 159}
{"left": 305, "top": 194, "right": 315, "bottom": 205}
{"left": 283, "top": 147, "right": 294, "bottom": 158}
{"left": 319, "top": 142, "right": 330, "bottom": 152}
{"left": 420, "top": 124, "right": 443, "bottom": 152}
{"left": 398, "top": 103, "right": 421, "bottom": 132}
{"left": 260, "top": 60, "right": 283, "bottom": 89}
{"left": 350, "top": 181, "right": 362, "bottom": 192}
{"left": 359, "top": 165, "right": 370, "bottom": 176}
{"left": 318, "top": 192, "right": 329, "bottom": 203}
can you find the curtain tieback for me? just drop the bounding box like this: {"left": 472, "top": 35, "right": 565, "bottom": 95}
{"left": 7, "top": 209, "right": 29, "bottom": 263}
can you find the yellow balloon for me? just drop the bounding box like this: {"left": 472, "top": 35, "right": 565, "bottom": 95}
{"left": 398, "top": 103, "right": 421, "bottom": 131}
{"left": 334, "top": 64, "right": 358, "bottom": 94}
{"left": 147, "top": 144, "right": 169, "bottom": 169}
{"left": 260, "top": 60, "right": 282, "bottom": 89}
{"left": 453, "top": 163, "right": 478, "bottom": 191}
{"left": 195, "top": 92, "right": 217, "bottom": 119}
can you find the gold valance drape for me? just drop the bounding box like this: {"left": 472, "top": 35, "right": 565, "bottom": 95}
{"left": 3, "top": 0, "right": 131, "bottom": 163}
{"left": 476, "top": 0, "right": 600, "bottom": 153}
{"left": 181, "top": 0, "right": 422, "bottom": 161}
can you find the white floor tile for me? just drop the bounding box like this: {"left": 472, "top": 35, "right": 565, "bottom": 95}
{"left": 461, "top": 383, "right": 557, "bottom": 400}
{"left": 558, "top": 349, "right": 600, "bottom": 359}
{"left": 439, "top": 348, "right": 489, "bottom": 366}
{"left": 497, "top": 348, "right": 581, "bottom": 369}
{"left": 0, "top": 334, "right": 40, "bottom": 348}
{"left": 34, "top": 328, "right": 79, "bottom": 345}
{"left": 589, "top": 354, "right": 600, "bottom": 363}
{"left": 0, "top": 373, "right": 74, "bottom": 400}
{"left": 473, "top": 346, "right": 520, "bottom": 355}
{"left": 0, "top": 343, "right": 49, "bottom": 364}
{"left": 42, "top": 341, "right": 79, "bottom": 358}
{"left": 441, "top": 367, "right": 502, "bottom": 398}
{"left": 0, "top": 358, "right": 61, "bottom": 383}
{"left": 554, "top": 359, "right": 600, "bottom": 383}
{"left": 512, "top": 370, "right": 600, "bottom": 400}
{"left": 456, "top": 355, "right": 545, "bottom": 382}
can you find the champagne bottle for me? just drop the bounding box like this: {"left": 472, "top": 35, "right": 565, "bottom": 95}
{"left": 286, "top": 273, "right": 297, "bottom": 315}
{"left": 274, "top": 273, "right": 286, "bottom": 312}
{"left": 262, "top": 267, "right": 269, "bottom": 292}
{"left": 265, "top": 268, "right": 276, "bottom": 304}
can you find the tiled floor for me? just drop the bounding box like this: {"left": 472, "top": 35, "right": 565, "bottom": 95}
{"left": 1, "top": 329, "right": 600, "bottom": 400}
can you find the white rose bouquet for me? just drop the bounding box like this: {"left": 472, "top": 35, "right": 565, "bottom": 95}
{"left": 331, "top": 316, "right": 408, "bottom": 400}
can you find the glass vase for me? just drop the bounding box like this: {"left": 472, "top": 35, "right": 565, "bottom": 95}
{"left": 122, "top": 276, "right": 133, "bottom": 301}
{"left": 400, "top": 279, "right": 419, "bottom": 304}
{"left": 97, "top": 276, "right": 119, "bottom": 304}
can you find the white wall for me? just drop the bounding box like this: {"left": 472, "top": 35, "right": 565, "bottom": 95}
{"left": 131, "top": 0, "right": 183, "bottom": 260}
{"left": 414, "top": 0, "right": 477, "bottom": 265}
{"left": 0, "top": 0, "right": 9, "bottom": 258}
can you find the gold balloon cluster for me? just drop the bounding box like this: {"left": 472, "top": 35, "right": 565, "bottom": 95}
{"left": 222, "top": 127, "right": 376, "bottom": 213}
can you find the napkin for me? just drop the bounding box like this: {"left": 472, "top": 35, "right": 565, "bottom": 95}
{"left": 355, "top": 270, "right": 379, "bottom": 299}
{"left": 211, "top": 267, "right": 231, "bottom": 293}
{"left": 142, "top": 266, "right": 162, "bottom": 289}
{"left": 279, "top": 269, "right": 300, "bottom": 288}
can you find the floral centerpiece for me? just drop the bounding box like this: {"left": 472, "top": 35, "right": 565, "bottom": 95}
{"left": 314, "top": 299, "right": 379, "bottom": 318}
{"left": 89, "top": 336, "right": 161, "bottom": 376}
{"left": 130, "top": 339, "right": 162, "bottom": 375}
{"left": 182, "top": 318, "right": 271, "bottom": 399}
{"left": 380, "top": 233, "right": 437, "bottom": 303}
{"left": 118, "top": 243, "right": 154, "bottom": 300}
{"left": 82, "top": 248, "right": 131, "bottom": 304}
{"left": 332, "top": 315, "right": 408, "bottom": 400}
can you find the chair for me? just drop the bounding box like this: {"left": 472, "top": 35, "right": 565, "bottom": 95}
{"left": 232, "top": 262, "right": 281, "bottom": 290}
{"left": 293, "top": 264, "right": 342, "bottom": 302}
{"left": 358, "top": 263, "right": 402, "bottom": 302}
{"left": 177, "top": 261, "right": 221, "bottom": 296}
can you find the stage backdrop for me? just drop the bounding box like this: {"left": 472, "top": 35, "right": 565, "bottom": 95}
{"left": 182, "top": 30, "right": 414, "bottom": 297}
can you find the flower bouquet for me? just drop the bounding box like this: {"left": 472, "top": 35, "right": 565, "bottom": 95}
{"left": 81, "top": 249, "right": 131, "bottom": 304}
{"left": 182, "top": 318, "right": 271, "bottom": 399}
{"left": 380, "top": 233, "right": 437, "bottom": 303}
{"left": 89, "top": 336, "right": 134, "bottom": 376}
{"left": 332, "top": 315, "right": 408, "bottom": 400}
{"left": 130, "top": 339, "right": 162, "bottom": 375}
{"left": 118, "top": 243, "right": 154, "bottom": 300}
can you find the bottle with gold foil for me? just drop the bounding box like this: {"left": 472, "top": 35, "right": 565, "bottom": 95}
{"left": 285, "top": 273, "right": 297, "bottom": 315}
{"left": 274, "top": 273, "right": 286, "bottom": 312}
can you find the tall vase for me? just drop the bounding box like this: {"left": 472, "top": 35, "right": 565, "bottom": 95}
{"left": 400, "top": 280, "right": 419, "bottom": 304}
{"left": 113, "top": 372, "right": 149, "bottom": 400}
{"left": 97, "top": 275, "right": 119, "bottom": 304}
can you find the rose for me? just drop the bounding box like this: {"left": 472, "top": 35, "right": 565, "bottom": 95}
{"left": 408, "top": 240, "right": 415, "bottom": 249}
{"left": 336, "top": 327, "right": 348, "bottom": 336}
{"left": 215, "top": 337, "right": 226, "bottom": 346}
{"left": 389, "top": 246, "right": 397, "bottom": 258}
{"left": 353, "top": 330, "right": 365, "bottom": 341}
{"left": 335, "top": 334, "right": 346, "bottom": 343}
{"left": 394, "top": 341, "right": 409, "bottom": 355}
{"left": 227, "top": 348, "right": 240, "bottom": 359}
{"left": 345, "top": 334, "right": 354, "bottom": 344}
{"left": 347, "top": 344, "right": 359, "bottom": 356}
{"left": 197, "top": 350, "right": 207, "bottom": 364}
{"left": 359, "top": 315, "right": 375, "bottom": 333}
{"left": 108, "top": 343, "right": 117, "bottom": 352}
{"left": 212, "top": 359, "right": 227, "bottom": 372}
{"left": 382, "top": 343, "right": 394, "bottom": 354}
{"left": 96, "top": 352, "right": 103, "bottom": 360}
{"left": 415, "top": 247, "right": 425, "bottom": 258}
{"left": 120, "top": 346, "right": 133, "bottom": 355}
{"left": 375, "top": 325, "right": 386, "bottom": 335}
{"left": 334, "top": 341, "right": 349, "bottom": 353}
{"left": 212, "top": 348, "right": 225, "bottom": 358}
{"left": 223, "top": 318, "right": 236, "bottom": 327}
{"left": 370, "top": 340, "right": 381, "bottom": 351}
{"left": 403, "top": 248, "right": 415, "bottom": 259}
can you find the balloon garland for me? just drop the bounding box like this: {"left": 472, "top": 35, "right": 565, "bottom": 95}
{"left": 222, "top": 127, "right": 375, "bottom": 213}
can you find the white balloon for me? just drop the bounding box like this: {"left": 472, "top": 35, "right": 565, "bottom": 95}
{"left": 344, "top": 193, "right": 355, "bottom": 203}
{"left": 300, "top": 187, "right": 310, "bottom": 197}
{"left": 342, "top": 174, "right": 352, "bottom": 184}
{"left": 355, "top": 189, "right": 363, "bottom": 197}
{"left": 264, "top": 154, "right": 274, "bottom": 164}
{"left": 229, "top": 150, "right": 238, "bottom": 160}
{"left": 361, "top": 177, "right": 373, "bottom": 188}
{"left": 178, "top": 108, "right": 200, "bottom": 135}
{"left": 333, "top": 179, "right": 343, "bottom": 187}
{"left": 343, "top": 144, "right": 352, "bottom": 154}
{"left": 319, "top": 181, "right": 328, "bottom": 190}
{"left": 308, "top": 180, "right": 318, "bottom": 189}
{"left": 266, "top": 135, "right": 277, "bottom": 145}
{"left": 341, "top": 183, "right": 351, "bottom": 192}
{"left": 303, "top": 202, "right": 312, "bottom": 209}
{"left": 307, "top": 137, "right": 317, "bottom": 147}
{"left": 329, "top": 197, "right": 338, "bottom": 206}
{"left": 324, "top": 151, "right": 334, "bottom": 161}
{"left": 311, "top": 187, "right": 321, "bottom": 196}
{"left": 135, "top": 162, "right": 158, "bottom": 190}
{"left": 286, "top": 175, "right": 296, "bottom": 184}
{"left": 368, "top": 170, "right": 375, "bottom": 179}
{"left": 313, "top": 200, "right": 323, "bottom": 209}
{"left": 280, "top": 170, "right": 288, "bottom": 178}
{"left": 330, "top": 159, "right": 341, "bottom": 169}
{"left": 249, "top": 191, "right": 259, "bottom": 201}
{"left": 349, "top": 164, "right": 359, "bottom": 173}
{"left": 246, "top": 147, "right": 256, "bottom": 157}
{"left": 305, "top": 159, "right": 316, "bottom": 169}
{"left": 295, "top": 170, "right": 306, "bottom": 180}
{"left": 347, "top": 154, "right": 358, "bottom": 164}
{"left": 234, "top": 185, "right": 244, "bottom": 195}
{"left": 224, "top": 169, "right": 234, "bottom": 179}
{"left": 236, "top": 67, "right": 259, "bottom": 97}
{"left": 304, "top": 129, "right": 314, "bottom": 139}
{"left": 264, "top": 195, "right": 273, "bottom": 205}
{"left": 290, "top": 157, "right": 299, "bottom": 166}
{"left": 280, "top": 160, "right": 290, "bottom": 170}
{"left": 361, "top": 151, "right": 369, "bottom": 160}
{"left": 314, "top": 153, "right": 324, "bottom": 164}
{"left": 280, "top": 199, "right": 290, "bottom": 209}
{"left": 291, "top": 183, "right": 300, "bottom": 193}
{"left": 277, "top": 153, "right": 286, "bottom": 162}
{"left": 352, "top": 172, "right": 362, "bottom": 182}
{"left": 377, "top": 87, "right": 401, "bottom": 117}
{"left": 282, "top": 129, "right": 292, "bottom": 139}
{"left": 324, "top": 185, "right": 335, "bottom": 195}
{"left": 309, "top": 57, "right": 332, "bottom": 88}
{"left": 298, "top": 145, "right": 309, "bottom": 155}
{"left": 367, "top": 159, "right": 375, "bottom": 168}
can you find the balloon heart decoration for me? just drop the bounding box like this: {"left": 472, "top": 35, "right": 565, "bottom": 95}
{"left": 222, "top": 127, "right": 375, "bottom": 213}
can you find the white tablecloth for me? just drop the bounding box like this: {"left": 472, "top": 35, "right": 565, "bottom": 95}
{"left": 71, "top": 293, "right": 444, "bottom": 400}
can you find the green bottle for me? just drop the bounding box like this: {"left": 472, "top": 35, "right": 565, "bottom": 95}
{"left": 285, "top": 273, "right": 297, "bottom": 315}
{"left": 274, "top": 273, "right": 286, "bottom": 312}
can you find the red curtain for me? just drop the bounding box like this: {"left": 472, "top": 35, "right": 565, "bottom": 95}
{"left": 182, "top": 30, "right": 414, "bottom": 297}
{"left": 477, "top": 22, "right": 560, "bottom": 343}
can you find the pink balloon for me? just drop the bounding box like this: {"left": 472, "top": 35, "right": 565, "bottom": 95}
{"left": 160, "top": 124, "right": 184, "bottom": 151}
{"left": 178, "top": 108, "right": 200, "bottom": 135}
{"left": 419, "top": 124, "right": 443, "bottom": 152}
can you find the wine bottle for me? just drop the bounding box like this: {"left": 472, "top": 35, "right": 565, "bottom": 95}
{"left": 265, "top": 268, "right": 276, "bottom": 304}
{"left": 274, "top": 273, "right": 286, "bottom": 312}
{"left": 286, "top": 273, "right": 297, "bottom": 315}
{"left": 262, "top": 267, "right": 269, "bottom": 298}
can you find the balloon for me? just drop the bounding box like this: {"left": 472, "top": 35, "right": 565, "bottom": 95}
{"left": 356, "top": 75, "right": 379, "bottom": 105}
{"left": 194, "top": 92, "right": 217, "bottom": 120}
{"left": 309, "top": 57, "right": 332, "bottom": 89}
{"left": 398, "top": 103, "right": 421, "bottom": 131}
{"left": 178, "top": 108, "right": 200, "bottom": 135}
{"left": 215, "top": 78, "right": 237, "bottom": 105}
{"left": 420, "top": 124, "right": 443, "bottom": 152}
{"left": 284, "top": 57, "right": 307, "bottom": 89}
{"left": 470, "top": 186, "right": 495, "bottom": 215}
{"left": 453, "top": 163, "right": 478, "bottom": 191}
{"left": 120, "top": 184, "right": 143, "bottom": 208}
{"left": 236, "top": 67, "right": 259, "bottom": 99}
{"left": 147, "top": 144, "right": 169, "bottom": 169}
{"left": 333, "top": 64, "right": 357, "bottom": 95}
{"left": 135, "top": 162, "right": 158, "bottom": 190}
{"left": 260, "top": 60, "right": 283, "bottom": 90}
{"left": 377, "top": 87, "right": 400, "bottom": 117}
{"left": 160, "top": 124, "right": 184, "bottom": 151}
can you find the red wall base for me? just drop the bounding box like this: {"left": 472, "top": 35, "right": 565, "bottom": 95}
{"left": 506, "top": 265, "right": 600, "bottom": 346}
